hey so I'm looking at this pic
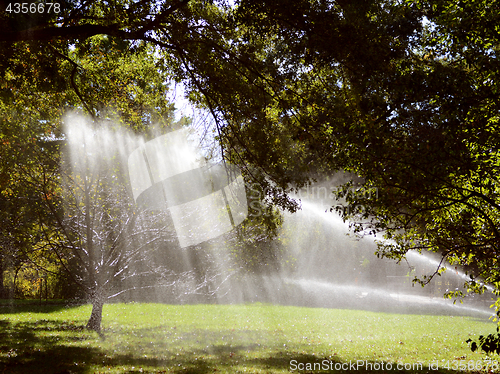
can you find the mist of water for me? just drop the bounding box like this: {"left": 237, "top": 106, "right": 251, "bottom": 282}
{"left": 63, "top": 114, "right": 495, "bottom": 318}
{"left": 273, "top": 199, "right": 495, "bottom": 317}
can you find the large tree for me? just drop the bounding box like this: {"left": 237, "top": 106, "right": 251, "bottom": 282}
{"left": 0, "top": 28, "right": 183, "bottom": 330}
{"left": 221, "top": 0, "right": 500, "bottom": 303}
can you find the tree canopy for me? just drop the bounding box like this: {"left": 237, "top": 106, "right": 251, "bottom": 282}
{"left": 229, "top": 0, "right": 500, "bottom": 301}
{"left": 229, "top": 0, "right": 500, "bottom": 306}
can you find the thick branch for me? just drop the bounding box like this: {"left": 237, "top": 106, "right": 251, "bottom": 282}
{"left": 1, "top": 24, "right": 127, "bottom": 42}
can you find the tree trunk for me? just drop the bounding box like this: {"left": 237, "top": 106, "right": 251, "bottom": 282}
{"left": 0, "top": 258, "right": 5, "bottom": 299}
{"left": 86, "top": 295, "right": 104, "bottom": 332}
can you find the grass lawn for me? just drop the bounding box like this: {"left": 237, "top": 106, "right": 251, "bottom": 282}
{"left": 0, "top": 302, "right": 498, "bottom": 373}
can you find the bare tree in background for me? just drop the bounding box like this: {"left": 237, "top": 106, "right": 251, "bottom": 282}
{"left": 37, "top": 117, "right": 228, "bottom": 332}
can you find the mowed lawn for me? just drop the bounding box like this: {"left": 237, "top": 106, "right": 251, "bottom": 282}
{"left": 0, "top": 302, "right": 498, "bottom": 373}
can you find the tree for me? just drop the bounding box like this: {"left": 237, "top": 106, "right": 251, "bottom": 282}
{"left": 0, "top": 30, "right": 185, "bottom": 329}
{"left": 54, "top": 116, "right": 179, "bottom": 331}
{"left": 220, "top": 0, "right": 500, "bottom": 304}
{"left": 0, "top": 35, "right": 71, "bottom": 298}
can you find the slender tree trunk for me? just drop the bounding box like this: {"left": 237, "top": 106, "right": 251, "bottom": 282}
{"left": 14, "top": 266, "right": 20, "bottom": 298}
{"left": 86, "top": 292, "right": 104, "bottom": 332}
{"left": 82, "top": 159, "right": 104, "bottom": 333}
{"left": 0, "top": 258, "right": 5, "bottom": 299}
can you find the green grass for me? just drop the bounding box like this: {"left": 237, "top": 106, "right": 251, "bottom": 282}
{"left": 0, "top": 302, "right": 498, "bottom": 373}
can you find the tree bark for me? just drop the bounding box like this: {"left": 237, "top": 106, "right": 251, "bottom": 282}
{"left": 0, "top": 258, "right": 5, "bottom": 299}
{"left": 86, "top": 294, "right": 104, "bottom": 332}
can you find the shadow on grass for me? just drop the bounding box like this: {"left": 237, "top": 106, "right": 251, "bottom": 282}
{"left": 0, "top": 319, "right": 481, "bottom": 374}
{"left": 0, "top": 319, "right": 99, "bottom": 374}
{"left": 0, "top": 301, "right": 79, "bottom": 314}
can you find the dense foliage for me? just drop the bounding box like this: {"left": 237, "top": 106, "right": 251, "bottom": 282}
{"left": 467, "top": 325, "right": 500, "bottom": 356}
{"left": 241, "top": 0, "right": 497, "bottom": 310}
{"left": 217, "top": 0, "right": 500, "bottom": 304}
